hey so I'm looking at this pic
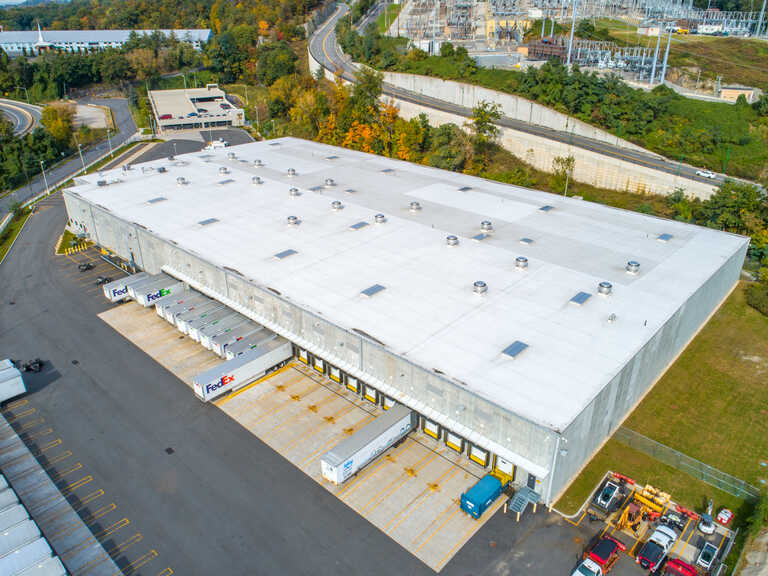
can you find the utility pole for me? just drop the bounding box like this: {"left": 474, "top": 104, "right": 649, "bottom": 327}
{"left": 567, "top": 0, "right": 578, "bottom": 67}
{"left": 107, "top": 127, "right": 113, "bottom": 158}
{"left": 649, "top": 30, "right": 661, "bottom": 86}
{"left": 73, "top": 133, "right": 86, "bottom": 173}
{"left": 757, "top": 0, "right": 766, "bottom": 37}
{"left": 40, "top": 159, "right": 50, "bottom": 195}
{"left": 660, "top": 27, "right": 672, "bottom": 84}
{"left": 16, "top": 86, "right": 30, "bottom": 104}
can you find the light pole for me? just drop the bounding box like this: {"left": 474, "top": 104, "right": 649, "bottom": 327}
{"left": 172, "top": 142, "right": 177, "bottom": 157}
{"left": 566, "top": 0, "right": 578, "bottom": 67}
{"left": 40, "top": 159, "right": 50, "bottom": 195}
{"left": 16, "top": 86, "right": 30, "bottom": 104}
{"left": 74, "top": 133, "right": 86, "bottom": 173}
{"left": 107, "top": 127, "right": 113, "bottom": 158}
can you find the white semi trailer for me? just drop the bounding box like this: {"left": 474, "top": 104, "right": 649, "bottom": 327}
{"left": 102, "top": 273, "right": 148, "bottom": 303}
{"left": 211, "top": 322, "right": 264, "bottom": 357}
{"left": 0, "top": 361, "right": 25, "bottom": 404}
{"left": 321, "top": 404, "right": 414, "bottom": 485}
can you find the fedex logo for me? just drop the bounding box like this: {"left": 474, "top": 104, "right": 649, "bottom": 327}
{"left": 146, "top": 288, "right": 171, "bottom": 302}
{"left": 111, "top": 286, "right": 128, "bottom": 298}
{"left": 206, "top": 374, "right": 235, "bottom": 394}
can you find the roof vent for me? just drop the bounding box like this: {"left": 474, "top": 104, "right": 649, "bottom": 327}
{"left": 598, "top": 281, "right": 613, "bottom": 295}
{"left": 540, "top": 205, "right": 554, "bottom": 212}
{"left": 325, "top": 178, "right": 336, "bottom": 187}
{"left": 626, "top": 260, "right": 640, "bottom": 274}
{"left": 157, "top": 166, "right": 167, "bottom": 173}
{"left": 473, "top": 281, "right": 488, "bottom": 295}
{"left": 459, "top": 186, "right": 472, "bottom": 192}
{"left": 608, "top": 313, "right": 617, "bottom": 323}
{"left": 176, "top": 176, "right": 187, "bottom": 186}
{"left": 147, "top": 196, "right": 166, "bottom": 204}
{"left": 409, "top": 201, "right": 422, "bottom": 212}
{"left": 515, "top": 256, "right": 529, "bottom": 269}
{"left": 199, "top": 218, "right": 218, "bottom": 226}
{"left": 227, "top": 152, "right": 236, "bottom": 160}
{"left": 289, "top": 187, "right": 301, "bottom": 196}
{"left": 218, "top": 166, "right": 229, "bottom": 175}
{"left": 349, "top": 221, "right": 369, "bottom": 230}
{"left": 252, "top": 176, "right": 263, "bottom": 185}
{"left": 472, "top": 233, "right": 490, "bottom": 242}
{"left": 361, "top": 284, "right": 386, "bottom": 298}
{"left": 446, "top": 235, "right": 459, "bottom": 246}
{"left": 520, "top": 237, "right": 533, "bottom": 245}
{"left": 331, "top": 200, "right": 344, "bottom": 211}
{"left": 374, "top": 213, "right": 386, "bottom": 223}
{"left": 570, "top": 291, "right": 592, "bottom": 306}
{"left": 274, "top": 249, "right": 297, "bottom": 260}
{"left": 253, "top": 159, "right": 264, "bottom": 167}
{"left": 168, "top": 155, "right": 175, "bottom": 161}
{"left": 287, "top": 167, "right": 297, "bottom": 177}
{"left": 97, "top": 180, "right": 107, "bottom": 187}
{"left": 122, "top": 163, "right": 132, "bottom": 172}
{"left": 657, "top": 233, "right": 673, "bottom": 242}
{"left": 502, "top": 341, "right": 528, "bottom": 359}
{"left": 481, "top": 220, "right": 493, "bottom": 232}
{"left": 287, "top": 215, "right": 300, "bottom": 226}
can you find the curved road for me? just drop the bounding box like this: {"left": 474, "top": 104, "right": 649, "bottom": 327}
{"left": 0, "top": 98, "right": 42, "bottom": 136}
{"left": 310, "top": 4, "right": 723, "bottom": 186}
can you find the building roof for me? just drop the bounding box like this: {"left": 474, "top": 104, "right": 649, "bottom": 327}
{"left": 149, "top": 86, "right": 237, "bottom": 120}
{"left": 0, "top": 29, "right": 210, "bottom": 44}
{"left": 68, "top": 138, "right": 748, "bottom": 431}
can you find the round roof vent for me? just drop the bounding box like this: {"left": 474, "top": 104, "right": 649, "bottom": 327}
{"left": 252, "top": 176, "right": 263, "bottom": 185}
{"left": 218, "top": 166, "right": 229, "bottom": 175}
{"left": 481, "top": 220, "right": 493, "bottom": 232}
{"left": 168, "top": 155, "right": 175, "bottom": 161}
{"left": 253, "top": 159, "right": 263, "bottom": 167}
{"left": 473, "top": 281, "right": 488, "bottom": 295}
{"left": 331, "top": 200, "right": 344, "bottom": 211}
{"left": 176, "top": 176, "right": 187, "bottom": 186}
{"left": 286, "top": 215, "right": 300, "bottom": 226}
{"left": 515, "top": 256, "right": 529, "bottom": 269}
{"left": 409, "top": 201, "right": 422, "bottom": 212}
{"left": 325, "top": 178, "right": 336, "bottom": 187}
{"left": 446, "top": 235, "right": 459, "bottom": 246}
{"left": 374, "top": 213, "right": 386, "bottom": 223}
{"left": 626, "top": 261, "right": 640, "bottom": 274}
{"left": 598, "top": 281, "right": 613, "bottom": 295}
{"left": 287, "top": 167, "right": 297, "bottom": 177}
{"left": 289, "top": 187, "right": 301, "bottom": 196}
{"left": 227, "top": 152, "right": 236, "bottom": 160}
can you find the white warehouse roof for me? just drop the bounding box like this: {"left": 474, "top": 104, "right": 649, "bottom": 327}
{"left": 69, "top": 138, "right": 748, "bottom": 431}
{"left": 0, "top": 29, "right": 210, "bottom": 44}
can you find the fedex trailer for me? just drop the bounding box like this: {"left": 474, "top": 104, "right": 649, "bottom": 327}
{"left": 161, "top": 293, "right": 210, "bottom": 322}
{"left": 187, "top": 307, "right": 235, "bottom": 341}
{"left": 175, "top": 301, "right": 225, "bottom": 333}
{"left": 321, "top": 404, "right": 414, "bottom": 485}
{"left": 225, "top": 331, "right": 278, "bottom": 360}
{"left": 199, "top": 314, "right": 248, "bottom": 350}
{"left": 192, "top": 337, "right": 292, "bottom": 402}
{"left": 102, "top": 272, "right": 148, "bottom": 303}
{"left": 211, "top": 322, "right": 264, "bottom": 357}
{"left": 133, "top": 276, "right": 185, "bottom": 307}
{"left": 126, "top": 273, "right": 167, "bottom": 300}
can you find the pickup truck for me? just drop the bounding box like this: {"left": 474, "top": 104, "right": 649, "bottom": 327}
{"left": 571, "top": 537, "right": 626, "bottom": 576}
{"left": 636, "top": 525, "right": 678, "bottom": 573}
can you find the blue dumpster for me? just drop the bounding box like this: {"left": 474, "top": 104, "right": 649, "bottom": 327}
{"left": 460, "top": 474, "right": 503, "bottom": 519}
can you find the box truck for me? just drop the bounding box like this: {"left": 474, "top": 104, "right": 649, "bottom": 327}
{"left": 160, "top": 293, "right": 210, "bottom": 322}
{"left": 321, "top": 404, "right": 414, "bottom": 485}
{"left": 102, "top": 272, "right": 148, "bottom": 303}
{"left": 193, "top": 337, "right": 292, "bottom": 402}
{"left": 133, "top": 276, "right": 185, "bottom": 307}
{"left": 0, "top": 362, "right": 26, "bottom": 404}
{"left": 211, "top": 322, "right": 264, "bottom": 357}
{"left": 224, "top": 330, "right": 278, "bottom": 360}
{"left": 198, "top": 314, "right": 248, "bottom": 350}
{"left": 175, "top": 301, "right": 225, "bottom": 333}
{"left": 187, "top": 307, "right": 236, "bottom": 341}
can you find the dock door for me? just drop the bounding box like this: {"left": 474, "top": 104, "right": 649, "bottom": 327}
{"left": 328, "top": 365, "right": 343, "bottom": 384}
{"left": 468, "top": 444, "right": 490, "bottom": 468}
{"left": 444, "top": 430, "right": 465, "bottom": 454}
{"left": 491, "top": 455, "right": 515, "bottom": 485}
{"left": 296, "top": 347, "right": 310, "bottom": 365}
{"left": 312, "top": 355, "right": 325, "bottom": 374}
{"left": 422, "top": 418, "right": 441, "bottom": 440}
{"left": 346, "top": 375, "right": 360, "bottom": 394}
{"left": 363, "top": 384, "right": 378, "bottom": 404}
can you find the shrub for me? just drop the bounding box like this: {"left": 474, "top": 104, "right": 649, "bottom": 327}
{"left": 745, "top": 282, "right": 768, "bottom": 316}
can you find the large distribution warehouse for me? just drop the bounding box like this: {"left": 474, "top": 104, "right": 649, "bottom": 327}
{"left": 63, "top": 137, "right": 748, "bottom": 504}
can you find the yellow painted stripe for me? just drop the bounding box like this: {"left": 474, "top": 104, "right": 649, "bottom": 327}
{"left": 360, "top": 451, "right": 437, "bottom": 515}
{"left": 118, "top": 549, "right": 158, "bottom": 575}
{"left": 415, "top": 507, "right": 461, "bottom": 552}
{"left": 214, "top": 363, "right": 292, "bottom": 405}
{"left": 338, "top": 439, "right": 415, "bottom": 498}
{"left": 386, "top": 465, "right": 460, "bottom": 533}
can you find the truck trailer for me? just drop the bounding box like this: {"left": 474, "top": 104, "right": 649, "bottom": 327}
{"left": 211, "top": 322, "right": 264, "bottom": 357}
{"left": 102, "top": 272, "right": 148, "bottom": 303}
{"left": 159, "top": 292, "right": 210, "bottom": 322}
{"left": 186, "top": 307, "right": 236, "bottom": 341}
{"left": 133, "top": 275, "right": 185, "bottom": 307}
{"left": 192, "top": 337, "right": 292, "bottom": 402}
{"left": 321, "top": 404, "right": 414, "bottom": 485}
{"left": 175, "top": 301, "right": 225, "bottom": 333}
{"left": 0, "top": 362, "right": 26, "bottom": 404}
{"left": 125, "top": 273, "right": 167, "bottom": 300}
{"left": 198, "top": 314, "right": 248, "bottom": 349}
{"left": 224, "top": 330, "right": 278, "bottom": 360}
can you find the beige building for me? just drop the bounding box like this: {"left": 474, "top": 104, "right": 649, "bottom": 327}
{"left": 149, "top": 84, "right": 245, "bottom": 132}
{"left": 718, "top": 85, "right": 760, "bottom": 104}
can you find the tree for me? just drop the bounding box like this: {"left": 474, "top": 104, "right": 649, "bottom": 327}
{"left": 41, "top": 103, "right": 74, "bottom": 144}
{"left": 468, "top": 100, "right": 501, "bottom": 146}
{"left": 255, "top": 42, "right": 297, "bottom": 86}
{"left": 551, "top": 154, "right": 575, "bottom": 196}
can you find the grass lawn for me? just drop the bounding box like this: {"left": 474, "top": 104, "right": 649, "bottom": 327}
{"left": 377, "top": 3, "right": 401, "bottom": 34}
{"left": 557, "top": 282, "right": 767, "bottom": 518}
{"left": 0, "top": 210, "right": 32, "bottom": 264}
{"left": 56, "top": 229, "right": 78, "bottom": 255}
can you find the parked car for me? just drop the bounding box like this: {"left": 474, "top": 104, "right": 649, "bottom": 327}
{"left": 660, "top": 512, "right": 686, "bottom": 532}
{"left": 197, "top": 107, "right": 208, "bottom": 113}
{"left": 78, "top": 262, "right": 95, "bottom": 272}
{"left": 220, "top": 103, "right": 232, "bottom": 110}
{"left": 159, "top": 113, "right": 172, "bottom": 120}
{"left": 663, "top": 559, "right": 697, "bottom": 576}
{"left": 594, "top": 482, "right": 620, "bottom": 510}
{"left": 697, "top": 542, "right": 719, "bottom": 570}
{"left": 636, "top": 525, "right": 678, "bottom": 573}
{"left": 187, "top": 112, "right": 198, "bottom": 117}
{"left": 95, "top": 276, "right": 113, "bottom": 286}
{"left": 696, "top": 169, "right": 716, "bottom": 179}
{"left": 22, "top": 358, "right": 43, "bottom": 373}
{"left": 570, "top": 537, "right": 626, "bottom": 576}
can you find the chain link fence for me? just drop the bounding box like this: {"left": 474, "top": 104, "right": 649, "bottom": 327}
{"left": 615, "top": 427, "right": 761, "bottom": 501}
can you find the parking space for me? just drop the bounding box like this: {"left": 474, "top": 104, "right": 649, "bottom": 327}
{"left": 54, "top": 249, "right": 127, "bottom": 299}
{"left": 98, "top": 301, "right": 507, "bottom": 572}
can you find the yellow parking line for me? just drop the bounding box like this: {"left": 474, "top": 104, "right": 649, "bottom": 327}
{"left": 337, "top": 439, "right": 416, "bottom": 499}
{"left": 78, "top": 534, "right": 143, "bottom": 576}
{"left": 261, "top": 384, "right": 327, "bottom": 440}
{"left": 629, "top": 522, "right": 651, "bottom": 556}
{"left": 84, "top": 502, "right": 118, "bottom": 525}
{"left": 670, "top": 516, "right": 692, "bottom": 555}
{"left": 37, "top": 437, "right": 62, "bottom": 453}
{"left": 43, "top": 450, "right": 73, "bottom": 467}
{"left": 679, "top": 521, "right": 697, "bottom": 556}
{"left": 242, "top": 380, "right": 319, "bottom": 429}
{"left": 278, "top": 401, "right": 358, "bottom": 453}
{"left": 4, "top": 398, "right": 28, "bottom": 410}
{"left": 414, "top": 506, "right": 461, "bottom": 552}
{"left": 566, "top": 511, "right": 586, "bottom": 527}
{"left": 5, "top": 407, "right": 37, "bottom": 423}
{"left": 20, "top": 417, "right": 44, "bottom": 431}
{"left": 231, "top": 371, "right": 308, "bottom": 419}
{"left": 298, "top": 412, "right": 378, "bottom": 468}
{"left": 437, "top": 495, "right": 508, "bottom": 569}
{"left": 119, "top": 549, "right": 158, "bottom": 575}
{"left": 385, "top": 464, "right": 460, "bottom": 533}
{"left": 23, "top": 427, "right": 53, "bottom": 441}
{"left": 156, "top": 568, "right": 174, "bottom": 576}
{"left": 360, "top": 451, "right": 437, "bottom": 515}
{"left": 60, "top": 474, "right": 93, "bottom": 495}
{"left": 214, "top": 363, "right": 293, "bottom": 406}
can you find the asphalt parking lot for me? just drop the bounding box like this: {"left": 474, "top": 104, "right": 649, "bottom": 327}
{"left": 1, "top": 193, "right": 657, "bottom": 575}
{"left": 131, "top": 129, "right": 254, "bottom": 164}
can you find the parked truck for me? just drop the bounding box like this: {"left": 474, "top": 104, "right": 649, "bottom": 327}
{"left": 321, "top": 404, "right": 414, "bottom": 485}
{"left": 460, "top": 474, "right": 503, "bottom": 519}
{"left": 0, "top": 361, "right": 25, "bottom": 404}
{"left": 636, "top": 525, "right": 678, "bottom": 573}
{"left": 102, "top": 272, "right": 148, "bottom": 303}
{"left": 192, "top": 337, "right": 292, "bottom": 402}
{"left": 187, "top": 307, "right": 236, "bottom": 341}
{"left": 126, "top": 273, "right": 168, "bottom": 301}
{"left": 175, "top": 301, "right": 225, "bottom": 333}
{"left": 159, "top": 292, "right": 210, "bottom": 322}
{"left": 198, "top": 314, "right": 248, "bottom": 350}
{"left": 210, "top": 322, "right": 263, "bottom": 357}
{"left": 133, "top": 276, "right": 185, "bottom": 308}
{"left": 570, "top": 536, "right": 626, "bottom": 576}
{"left": 224, "top": 331, "right": 278, "bottom": 360}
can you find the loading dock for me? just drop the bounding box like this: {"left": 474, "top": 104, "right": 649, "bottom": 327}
{"left": 328, "top": 364, "right": 343, "bottom": 384}
{"left": 445, "top": 430, "right": 465, "bottom": 454}
{"left": 422, "top": 418, "right": 441, "bottom": 440}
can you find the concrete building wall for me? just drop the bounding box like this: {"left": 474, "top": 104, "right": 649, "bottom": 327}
{"left": 547, "top": 239, "right": 748, "bottom": 503}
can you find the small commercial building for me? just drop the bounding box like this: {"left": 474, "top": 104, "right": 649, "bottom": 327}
{"left": 148, "top": 84, "right": 245, "bottom": 132}
{"left": 718, "top": 84, "right": 760, "bottom": 104}
{"left": 62, "top": 138, "right": 748, "bottom": 505}
{"left": 637, "top": 21, "right": 661, "bottom": 36}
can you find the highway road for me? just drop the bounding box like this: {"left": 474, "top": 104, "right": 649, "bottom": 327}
{"left": 0, "top": 98, "right": 42, "bottom": 136}
{"left": 309, "top": 4, "right": 725, "bottom": 187}
{"left": 0, "top": 97, "right": 136, "bottom": 214}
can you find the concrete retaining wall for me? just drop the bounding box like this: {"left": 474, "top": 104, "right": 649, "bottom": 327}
{"left": 383, "top": 71, "right": 657, "bottom": 156}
